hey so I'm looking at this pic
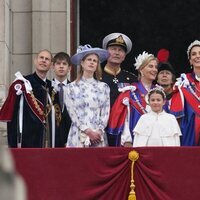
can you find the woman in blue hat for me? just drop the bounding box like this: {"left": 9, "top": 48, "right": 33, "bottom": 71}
{"left": 65, "top": 45, "right": 110, "bottom": 147}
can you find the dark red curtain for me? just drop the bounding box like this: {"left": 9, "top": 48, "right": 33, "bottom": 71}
{"left": 11, "top": 147, "right": 200, "bottom": 200}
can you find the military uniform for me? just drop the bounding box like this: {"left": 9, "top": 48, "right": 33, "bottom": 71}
{"left": 101, "top": 69, "right": 137, "bottom": 106}
{"left": 102, "top": 32, "right": 138, "bottom": 146}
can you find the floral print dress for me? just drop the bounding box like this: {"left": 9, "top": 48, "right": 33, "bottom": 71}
{"left": 64, "top": 77, "right": 110, "bottom": 147}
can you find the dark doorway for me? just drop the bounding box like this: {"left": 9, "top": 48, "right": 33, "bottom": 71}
{"left": 80, "top": 0, "right": 200, "bottom": 77}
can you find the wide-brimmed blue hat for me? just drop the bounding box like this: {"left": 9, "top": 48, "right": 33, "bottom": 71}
{"left": 71, "top": 44, "right": 109, "bottom": 65}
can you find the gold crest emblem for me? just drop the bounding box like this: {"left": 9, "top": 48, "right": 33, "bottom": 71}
{"left": 116, "top": 35, "right": 125, "bottom": 44}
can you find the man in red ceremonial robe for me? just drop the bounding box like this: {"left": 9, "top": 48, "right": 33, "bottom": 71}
{"left": 0, "top": 50, "right": 53, "bottom": 148}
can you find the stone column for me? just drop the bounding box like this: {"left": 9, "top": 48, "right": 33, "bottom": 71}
{"left": 0, "top": 0, "right": 71, "bottom": 146}
{"left": 32, "top": 0, "right": 69, "bottom": 78}
{"left": 0, "top": 0, "right": 11, "bottom": 144}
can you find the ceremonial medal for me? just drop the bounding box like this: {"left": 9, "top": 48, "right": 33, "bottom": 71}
{"left": 104, "top": 65, "right": 121, "bottom": 84}
{"left": 113, "top": 77, "right": 119, "bottom": 84}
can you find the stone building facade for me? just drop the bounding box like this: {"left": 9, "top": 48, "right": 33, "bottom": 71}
{"left": 0, "top": 0, "right": 77, "bottom": 144}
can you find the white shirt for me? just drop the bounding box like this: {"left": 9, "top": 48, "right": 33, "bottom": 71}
{"left": 133, "top": 110, "right": 182, "bottom": 147}
{"left": 52, "top": 78, "right": 68, "bottom": 110}
{"left": 52, "top": 78, "right": 68, "bottom": 92}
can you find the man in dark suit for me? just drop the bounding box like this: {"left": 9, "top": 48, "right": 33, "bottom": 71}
{"left": 51, "top": 52, "right": 72, "bottom": 147}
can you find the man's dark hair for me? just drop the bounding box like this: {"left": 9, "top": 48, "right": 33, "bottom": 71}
{"left": 53, "top": 52, "right": 71, "bottom": 65}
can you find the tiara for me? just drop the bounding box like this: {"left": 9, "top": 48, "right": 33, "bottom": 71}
{"left": 148, "top": 84, "right": 166, "bottom": 99}
{"left": 134, "top": 51, "right": 153, "bottom": 70}
{"left": 187, "top": 40, "right": 200, "bottom": 59}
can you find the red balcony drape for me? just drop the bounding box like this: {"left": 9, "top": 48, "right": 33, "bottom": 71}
{"left": 11, "top": 147, "right": 200, "bottom": 200}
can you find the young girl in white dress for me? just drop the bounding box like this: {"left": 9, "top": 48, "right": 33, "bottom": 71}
{"left": 133, "top": 86, "right": 181, "bottom": 147}
{"left": 65, "top": 45, "right": 110, "bottom": 147}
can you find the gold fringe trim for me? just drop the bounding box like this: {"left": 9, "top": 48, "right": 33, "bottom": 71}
{"left": 128, "top": 150, "right": 139, "bottom": 200}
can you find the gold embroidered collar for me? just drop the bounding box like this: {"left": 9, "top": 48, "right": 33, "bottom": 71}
{"left": 104, "top": 65, "right": 121, "bottom": 76}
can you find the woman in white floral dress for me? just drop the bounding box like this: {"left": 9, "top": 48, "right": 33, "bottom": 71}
{"left": 65, "top": 45, "right": 110, "bottom": 147}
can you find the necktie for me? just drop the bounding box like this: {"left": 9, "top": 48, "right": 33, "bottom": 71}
{"left": 58, "top": 83, "right": 64, "bottom": 109}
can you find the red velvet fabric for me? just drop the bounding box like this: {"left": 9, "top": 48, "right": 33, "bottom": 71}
{"left": 0, "top": 80, "right": 22, "bottom": 121}
{"left": 11, "top": 147, "right": 200, "bottom": 200}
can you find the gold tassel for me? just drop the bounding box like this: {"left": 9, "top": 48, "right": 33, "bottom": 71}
{"left": 128, "top": 150, "right": 139, "bottom": 200}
